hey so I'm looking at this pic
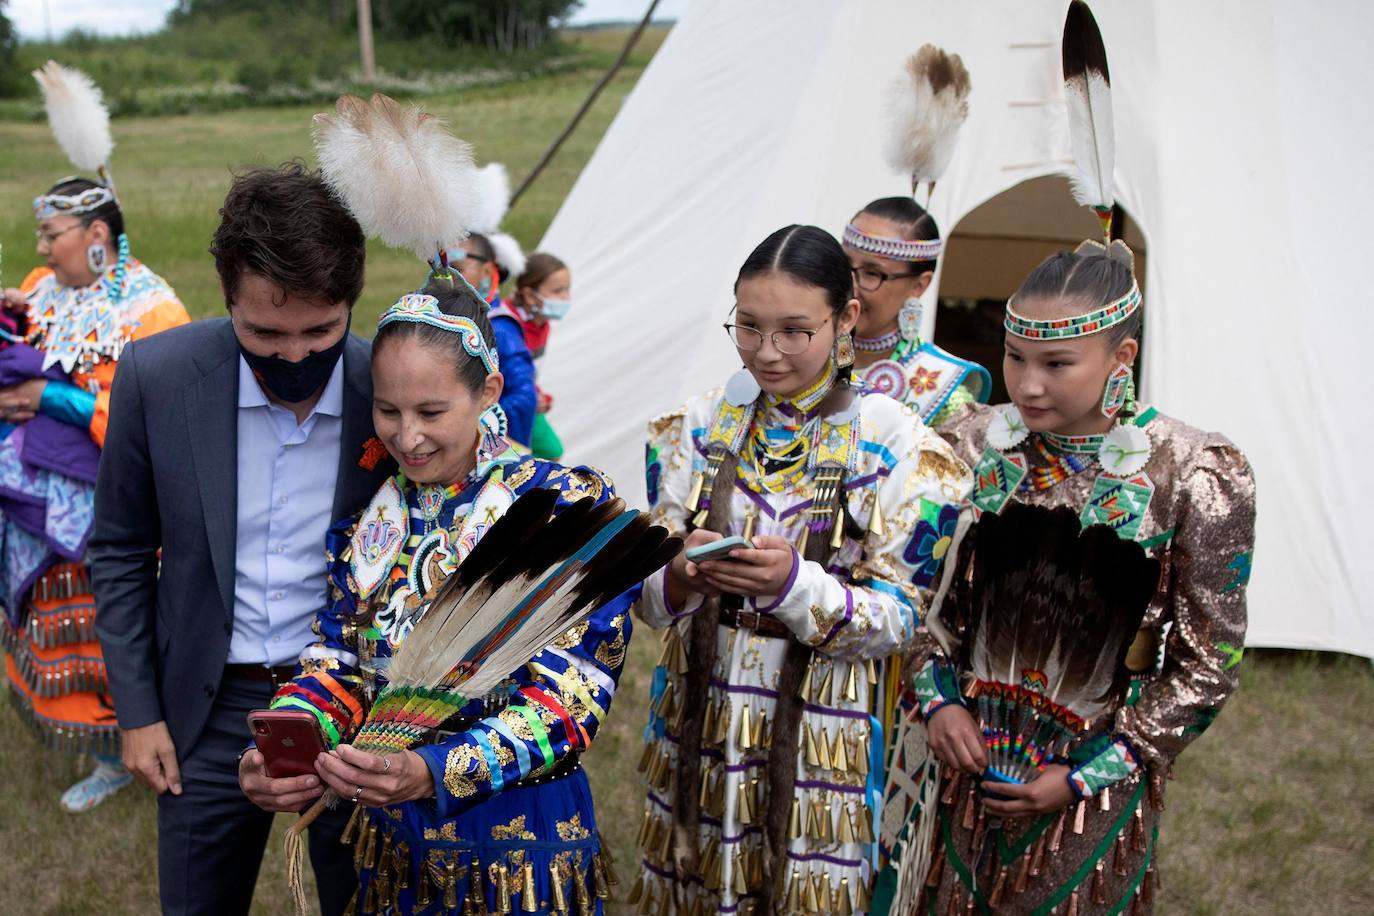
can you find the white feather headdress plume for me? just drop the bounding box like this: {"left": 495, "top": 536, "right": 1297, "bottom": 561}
{"left": 884, "top": 44, "right": 972, "bottom": 198}
{"left": 313, "top": 93, "right": 479, "bottom": 262}
{"left": 1062, "top": 0, "right": 1116, "bottom": 241}
{"left": 468, "top": 163, "right": 527, "bottom": 277}
{"left": 33, "top": 61, "right": 114, "bottom": 184}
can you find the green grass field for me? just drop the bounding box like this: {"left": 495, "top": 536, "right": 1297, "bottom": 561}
{"left": 2, "top": 23, "right": 1373, "bottom": 916}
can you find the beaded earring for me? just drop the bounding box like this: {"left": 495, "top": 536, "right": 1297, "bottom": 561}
{"left": 86, "top": 243, "right": 106, "bottom": 275}
{"left": 834, "top": 331, "right": 855, "bottom": 369}
{"left": 1101, "top": 363, "right": 1134, "bottom": 418}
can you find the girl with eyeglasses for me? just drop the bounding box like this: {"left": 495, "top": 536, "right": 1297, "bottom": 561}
{"left": 632, "top": 225, "right": 972, "bottom": 913}
{"left": 841, "top": 197, "right": 991, "bottom": 427}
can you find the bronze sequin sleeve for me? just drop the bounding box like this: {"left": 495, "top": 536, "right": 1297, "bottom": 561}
{"left": 1115, "top": 439, "right": 1256, "bottom": 768}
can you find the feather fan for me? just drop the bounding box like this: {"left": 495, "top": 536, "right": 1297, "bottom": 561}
{"left": 1062, "top": 0, "right": 1116, "bottom": 240}
{"left": 958, "top": 503, "right": 1157, "bottom": 784}
{"left": 884, "top": 44, "right": 972, "bottom": 194}
{"left": 283, "top": 487, "right": 680, "bottom": 913}
{"left": 32, "top": 61, "right": 113, "bottom": 179}
{"left": 312, "top": 93, "right": 480, "bottom": 261}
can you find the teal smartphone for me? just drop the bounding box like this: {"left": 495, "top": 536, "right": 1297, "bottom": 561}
{"left": 685, "top": 535, "right": 752, "bottom": 562}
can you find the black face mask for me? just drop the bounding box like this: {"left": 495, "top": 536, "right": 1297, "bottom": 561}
{"left": 239, "top": 325, "right": 349, "bottom": 404}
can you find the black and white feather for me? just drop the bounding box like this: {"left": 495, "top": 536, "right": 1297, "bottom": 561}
{"left": 1061, "top": 1, "right": 1116, "bottom": 216}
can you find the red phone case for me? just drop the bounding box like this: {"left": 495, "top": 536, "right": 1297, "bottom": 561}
{"left": 247, "top": 709, "right": 327, "bottom": 778}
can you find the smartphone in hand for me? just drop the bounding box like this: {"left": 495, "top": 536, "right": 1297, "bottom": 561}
{"left": 247, "top": 710, "right": 327, "bottom": 779}
{"left": 685, "top": 535, "right": 752, "bottom": 563}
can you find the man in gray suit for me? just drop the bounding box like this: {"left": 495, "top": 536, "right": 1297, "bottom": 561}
{"left": 91, "top": 165, "right": 394, "bottom": 915}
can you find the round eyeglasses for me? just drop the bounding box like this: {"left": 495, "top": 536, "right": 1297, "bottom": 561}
{"left": 851, "top": 265, "right": 925, "bottom": 292}
{"left": 723, "top": 316, "right": 831, "bottom": 355}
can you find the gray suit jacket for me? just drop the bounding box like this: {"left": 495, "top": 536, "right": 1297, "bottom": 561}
{"left": 91, "top": 318, "right": 394, "bottom": 757}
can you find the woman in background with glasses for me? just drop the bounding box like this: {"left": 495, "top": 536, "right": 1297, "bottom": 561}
{"left": 0, "top": 175, "right": 188, "bottom": 811}
{"left": 631, "top": 225, "right": 971, "bottom": 914}
{"left": 841, "top": 198, "right": 990, "bottom": 427}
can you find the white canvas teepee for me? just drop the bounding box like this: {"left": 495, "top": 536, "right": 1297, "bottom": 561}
{"left": 538, "top": 0, "right": 1374, "bottom": 657}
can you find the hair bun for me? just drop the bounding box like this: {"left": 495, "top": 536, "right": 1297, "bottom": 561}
{"left": 1072, "top": 238, "right": 1136, "bottom": 274}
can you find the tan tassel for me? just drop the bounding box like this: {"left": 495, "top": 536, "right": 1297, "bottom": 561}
{"left": 550, "top": 862, "right": 568, "bottom": 914}
{"left": 818, "top": 666, "right": 835, "bottom": 706}
{"left": 1100, "top": 786, "right": 1112, "bottom": 812}
{"left": 831, "top": 728, "right": 849, "bottom": 772}
{"left": 1073, "top": 799, "right": 1087, "bottom": 835}
{"left": 738, "top": 703, "right": 754, "bottom": 750}
{"left": 841, "top": 661, "right": 858, "bottom": 702}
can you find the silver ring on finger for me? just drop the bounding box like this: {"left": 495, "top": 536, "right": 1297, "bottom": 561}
{"left": 352, "top": 784, "right": 365, "bottom": 802}
{"left": 382, "top": 756, "right": 391, "bottom": 772}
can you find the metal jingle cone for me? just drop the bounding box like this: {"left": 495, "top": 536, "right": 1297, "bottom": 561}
{"left": 867, "top": 488, "right": 886, "bottom": 538}
{"left": 637, "top": 740, "right": 655, "bottom": 774}
{"left": 686, "top": 471, "right": 705, "bottom": 513}
{"left": 655, "top": 816, "right": 674, "bottom": 863}
{"left": 415, "top": 864, "right": 433, "bottom": 909}
{"left": 816, "top": 724, "right": 833, "bottom": 770}
{"left": 738, "top": 703, "right": 754, "bottom": 750}
{"left": 799, "top": 663, "right": 815, "bottom": 702}
{"left": 742, "top": 509, "right": 757, "bottom": 543}
{"left": 574, "top": 863, "right": 592, "bottom": 916}
{"left": 469, "top": 855, "right": 486, "bottom": 915}
{"left": 521, "top": 861, "right": 539, "bottom": 913}
{"left": 736, "top": 779, "right": 754, "bottom": 825}
{"left": 550, "top": 862, "right": 569, "bottom": 914}
{"left": 715, "top": 700, "right": 732, "bottom": 745}
{"left": 626, "top": 873, "right": 646, "bottom": 906}
{"left": 830, "top": 506, "right": 846, "bottom": 549}
{"left": 835, "top": 876, "right": 855, "bottom": 916}
{"left": 703, "top": 701, "right": 718, "bottom": 746}
{"left": 836, "top": 803, "right": 857, "bottom": 845}
{"left": 753, "top": 707, "right": 768, "bottom": 748}
{"left": 491, "top": 863, "right": 513, "bottom": 914}
{"left": 819, "top": 799, "right": 834, "bottom": 844}
{"left": 341, "top": 802, "right": 364, "bottom": 845}
{"left": 817, "top": 666, "right": 835, "bottom": 706}
{"left": 395, "top": 843, "right": 411, "bottom": 890}
{"left": 699, "top": 763, "right": 715, "bottom": 808}
{"left": 856, "top": 802, "right": 876, "bottom": 844}
{"left": 731, "top": 855, "right": 750, "bottom": 895}
{"left": 788, "top": 797, "right": 804, "bottom": 840}
{"left": 830, "top": 728, "right": 848, "bottom": 772}
{"left": 592, "top": 855, "right": 610, "bottom": 899}
{"left": 802, "top": 869, "right": 820, "bottom": 912}
{"left": 443, "top": 857, "right": 459, "bottom": 911}
{"left": 854, "top": 733, "right": 870, "bottom": 777}
{"left": 796, "top": 523, "right": 810, "bottom": 556}
{"left": 785, "top": 868, "right": 803, "bottom": 911}
{"left": 844, "top": 662, "right": 860, "bottom": 702}
{"left": 804, "top": 722, "right": 822, "bottom": 767}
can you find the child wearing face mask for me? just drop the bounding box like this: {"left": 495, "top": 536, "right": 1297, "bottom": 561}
{"left": 511, "top": 253, "right": 573, "bottom": 461}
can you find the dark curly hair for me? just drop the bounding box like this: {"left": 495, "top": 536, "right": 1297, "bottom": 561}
{"left": 210, "top": 163, "right": 366, "bottom": 309}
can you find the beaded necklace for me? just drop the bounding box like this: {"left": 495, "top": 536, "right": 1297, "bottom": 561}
{"left": 854, "top": 328, "right": 901, "bottom": 352}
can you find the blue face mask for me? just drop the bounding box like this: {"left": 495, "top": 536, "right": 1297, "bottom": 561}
{"left": 541, "top": 298, "right": 572, "bottom": 321}
{"left": 477, "top": 275, "right": 493, "bottom": 299}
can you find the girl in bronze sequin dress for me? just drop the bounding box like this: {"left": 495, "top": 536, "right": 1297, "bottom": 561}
{"left": 904, "top": 240, "right": 1255, "bottom": 915}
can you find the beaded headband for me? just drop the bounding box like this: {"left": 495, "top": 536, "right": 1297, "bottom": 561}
{"left": 377, "top": 293, "right": 500, "bottom": 374}
{"left": 1004, "top": 283, "right": 1141, "bottom": 341}
{"left": 842, "top": 223, "right": 943, "bottom": 262}
{"left": 33, "top": 184, "right": 117, "bottom": 221}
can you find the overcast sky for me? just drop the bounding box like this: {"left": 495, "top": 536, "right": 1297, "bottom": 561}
{"left": 8, "top": 0, "right": 688, "bottom": 40}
